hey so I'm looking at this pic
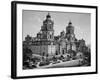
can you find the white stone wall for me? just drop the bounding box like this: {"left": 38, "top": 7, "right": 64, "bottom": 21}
{"left": 67, "top": 44, "right": 70, "bottom": 51}
{"left": 48, "top": 45, "right": 56, "bottom": 55}
{"left": 41, "top": 45, "right": 48, "bottom": 55}
{"left": 29, "top": 44, "right": 56, "bottom": 56}
{"left": 29, "top": 46, "right": 41, "bottom": 54}
{"left": 72, "top": 44, "right": 76, "bottom": 51}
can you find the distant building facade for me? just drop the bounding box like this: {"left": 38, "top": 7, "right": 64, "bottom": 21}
{"left": 23, "top": 13, "right": 89, "bottom": 56}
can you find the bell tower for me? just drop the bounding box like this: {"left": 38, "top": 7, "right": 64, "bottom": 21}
{"left": 41, "top": 13, "right": 54, "bottom": 41}
{"left": 66, "top": 21, "right": 75, "bottom": 42}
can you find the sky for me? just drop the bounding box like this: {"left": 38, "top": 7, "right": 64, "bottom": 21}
{"left": 22, "top": 10, "right": 91, "bottom": 45}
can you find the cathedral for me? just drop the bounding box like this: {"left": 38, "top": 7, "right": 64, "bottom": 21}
{"left": 23, "top": 13, "right": 87, "bottom": 57}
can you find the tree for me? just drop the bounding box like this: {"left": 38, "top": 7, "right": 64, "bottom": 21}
{"left": 23, "top": 47, "right": 32, "bottom": 66}
{"left": 68, "top": 49, "right": 76, "bottom": 59}
{"left": 83, "top": 50, "right": 91, "bottom": 65}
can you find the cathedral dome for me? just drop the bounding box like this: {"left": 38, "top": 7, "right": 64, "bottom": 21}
{"left": 67, "top": 21, "right": 74, "bottom": 28}
{"left": 68, "top": 21, "right": 72, "bottom": 26}
{"left": 43, "top": 13, "right": 54, "bottom": 25}
{"left": 66, "top": 21, "right": 74, "bottom": 34}
{"left": 46, "top": 13, "right": 51, "bottom": 18}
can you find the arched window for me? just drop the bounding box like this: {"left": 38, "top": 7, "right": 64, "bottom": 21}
{"left": 62, "top": 49, "right": 64, "bottom": 54}
{"left": 50, "top": 35, "right": 52, "bottom": 39}
{"left": 43, "top": 52, "right": 45, "bottom": 56}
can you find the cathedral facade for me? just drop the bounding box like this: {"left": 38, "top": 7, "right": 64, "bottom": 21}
{"left": 29, "top": 13, "right": 56, "bottom": 56}
{"left": 23, "top": 13, "right": 87, "bottom": 57}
